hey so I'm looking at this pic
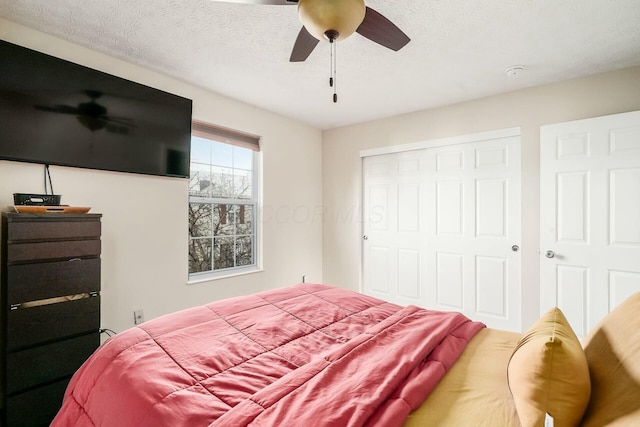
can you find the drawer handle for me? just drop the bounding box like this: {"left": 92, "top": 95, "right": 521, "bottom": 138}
{"left": 68, "top": 258, "right": 82, "bottom": 262}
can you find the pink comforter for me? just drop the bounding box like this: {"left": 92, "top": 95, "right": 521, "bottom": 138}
{"left": 52, "top": 284, "right": 484, "bottom": 426}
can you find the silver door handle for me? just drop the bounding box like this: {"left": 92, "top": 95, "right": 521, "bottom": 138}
{"left": 545, "top": 250, "right": 556, "bottom": 259}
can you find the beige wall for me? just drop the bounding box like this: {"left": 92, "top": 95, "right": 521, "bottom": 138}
{"left": 0, "top": 20, "right": 324, "bottom": 333}
{"left": 322, "top": 66, "right": 640, "bottom": 328}
{"left": 4, "top": 18, "right": 640, "bottom": 335}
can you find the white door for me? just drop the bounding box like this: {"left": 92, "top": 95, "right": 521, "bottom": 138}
{"left": 362, "top": 149, "right": 428, "bottom": 309}
{"left": 540, "top": 110, "right": 640, "bottom": 337}
{"left": 363, "top": 135, "right": 521, "bottom": 331}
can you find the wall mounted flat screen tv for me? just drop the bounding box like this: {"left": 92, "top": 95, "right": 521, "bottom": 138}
{"left": 0, "top": 40, "right": 192, "bottom": 178}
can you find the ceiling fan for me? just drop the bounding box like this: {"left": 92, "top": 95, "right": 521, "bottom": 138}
{"left": 215, "top": 0, "right": 410, "bottom": 62}
{"left": 35, "top": 90, "right": 134, "bottom": 132}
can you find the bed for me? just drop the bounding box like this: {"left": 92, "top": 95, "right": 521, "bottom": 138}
{"left": 52, "top": 284, "right": 640, "bottom": 427}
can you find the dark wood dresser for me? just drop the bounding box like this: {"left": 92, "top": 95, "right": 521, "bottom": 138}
{"left": 1, "top": 213, "right": 101, "bottom": 426}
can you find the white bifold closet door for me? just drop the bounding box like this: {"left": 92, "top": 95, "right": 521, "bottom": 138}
{"left": 362, "top": 134, "right": 521, "bottom": 331}
{"left": 540, "top": 110, "right": 640, "bottom": 337}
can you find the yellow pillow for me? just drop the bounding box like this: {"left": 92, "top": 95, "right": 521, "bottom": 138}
{"left": 507, "top": 307, "right": 591, "bottom": 427}
{"left": 581, "top": 293, "right": 640, "bottom": 427}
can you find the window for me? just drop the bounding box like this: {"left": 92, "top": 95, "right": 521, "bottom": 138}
{"left": 188, "top": 121, "right": 260, "bottom": 280}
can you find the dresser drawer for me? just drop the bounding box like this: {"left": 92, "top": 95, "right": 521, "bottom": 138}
{"left": 6, "top": 258, "right": 100, "bottom": 304}
{"left": 6, "top": 239, "right": 101, "bottom": 263}
{"left": 7, "top": 297, "right": 100, "bottom": 352}
{"left": 6, "top": 333, "right": 99, "bottom": 395}
{"left": 7, "top": 218, "right": 101, "bottom": 242}
{"left": 5, "top": 377, "right": 70, "bottom": 427}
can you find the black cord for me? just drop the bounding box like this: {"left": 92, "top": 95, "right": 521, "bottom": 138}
{"left": 99, "top": 328, "right": 117, "bottom": 337}
{"left": 44, "top": 164, "right": 54, "bottom": 195}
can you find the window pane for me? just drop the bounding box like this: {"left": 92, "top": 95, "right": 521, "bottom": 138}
{"left": 214, "top": 237, "right": 235, "bottom": 270}
{"left": 236, "top": 236, "right": 253, "bottom": 266}
{"left": 191, "top": 136, "right": 211, "bottom": 164}
{"left": 212, "top": 141, "right": 233, "bottom": 168}
{"left": 189, "top": 238, "right": 212, "bottom": 273}
{"left": 189, "top": 203, "right": 212, "bottom": 237}
{"left": 189, "top": 163, "right": 212, "bottom": 197}
{"left": 236, "top": 204, "right": 253, "bottom": 235}
{"left": 234, "top": 170, "right": 252, "bottom": 199}
{"left": 234, "top": 146, "right": 252, "bottom": 170}
{"left": 213, "top": 204, "right": 234, "bottom": 236}
{"left": 211, "top": 166, "right": 234, "bottom": 198}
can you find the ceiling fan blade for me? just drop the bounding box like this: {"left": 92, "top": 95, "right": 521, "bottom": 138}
{"left": 356, "top": 7, "right": 410, "bottom": 51}
{"left": 290, "top": 26, "right": 319, "bottom": 62}
{"left": 210, "top": 0, "right": 297, "bottom": 4}
{"left": 35, "top": 105, "right": 80, "bottom": 114}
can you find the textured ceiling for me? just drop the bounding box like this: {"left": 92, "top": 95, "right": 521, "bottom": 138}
{"left": 1, "top": 0, "right": 640, "bottom": 130}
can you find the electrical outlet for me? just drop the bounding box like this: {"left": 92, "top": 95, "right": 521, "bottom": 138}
{"left": 134, "top": 309, "right": 144, "bottom": 325}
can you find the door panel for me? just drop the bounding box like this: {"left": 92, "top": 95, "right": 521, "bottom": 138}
{"left": 540, "top": 110, "right": 640, "bottom": 336}
{"left": 436, "top": 252, "right": 464, "bottom": 310}
{"left": 610, "top": 168, "right": 640, "bottom": 246}
{"left": 398, "top": 249, "right": 420, "bottom": 299}
{"left": 363, "top": 151, "right": 423, "bottom": 308}
{"left": 475, "top": 255, "right": 507, "bottom": 317}
{"left": 557, "top": 172, "right": 589, "bottom": 243}
{"left": 556, "top": 265, "right": 589, "bottom": 337}
{"left": 429, "top": 139, "right": 521, "bottom": 331}
{"left": 398, "top": 184, "right": 420, "bottom": 232}
{"left": 436, "top": 180, "right": 463, "bottom": 235}
{"left": 610, "top": 270, "right": 640, "bottom": 307}
{"left": 476, "top": 178, "right": 507, "bottom": 238}
{"left": 363, "top": 136, "right": 521, "bottom": 331}
{"left": 367, "top": 246, "right": 390, "bottom": 294}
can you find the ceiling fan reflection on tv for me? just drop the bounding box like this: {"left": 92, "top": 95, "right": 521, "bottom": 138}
{"left": 35, "top": 90, "right": 134, "bottom": 133}
{"left": 215, "top": 0, "right": 410, "bottom": 102}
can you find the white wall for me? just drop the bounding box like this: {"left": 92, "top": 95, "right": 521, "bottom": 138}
{"left": 0, "top": 20, "right": 323, "bottom": 334}
{"left": 322, "top": 66, "right": 640, "bottom": 329}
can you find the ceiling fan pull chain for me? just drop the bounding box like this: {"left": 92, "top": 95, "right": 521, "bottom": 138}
{"left": 332, "top": 39, "right": 338, "bottom": 103}
{"left": 329, "top": 37, "right": 334, "bottom": 88}
{"left": 324, "top": 30, "right": 339, "bottom": 103}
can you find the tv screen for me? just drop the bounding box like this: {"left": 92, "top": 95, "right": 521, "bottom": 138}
{"left": 0, "top": 40, "right": 192, "bottom": 178}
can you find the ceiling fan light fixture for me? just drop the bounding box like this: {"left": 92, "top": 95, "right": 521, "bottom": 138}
{"left": 298, "top": 0, "right": 366, "bottom": 42}
{"left": 77, "top": 116, "right": 106, "bottom": 132}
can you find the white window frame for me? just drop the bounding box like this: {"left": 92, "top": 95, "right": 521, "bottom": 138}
{"left": 188, "top": 121, "right": 261, "bottom": 282}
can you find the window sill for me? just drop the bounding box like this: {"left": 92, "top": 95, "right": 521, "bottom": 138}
{"left": 187, "top": 266, "right": 263, "bottom": 285}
